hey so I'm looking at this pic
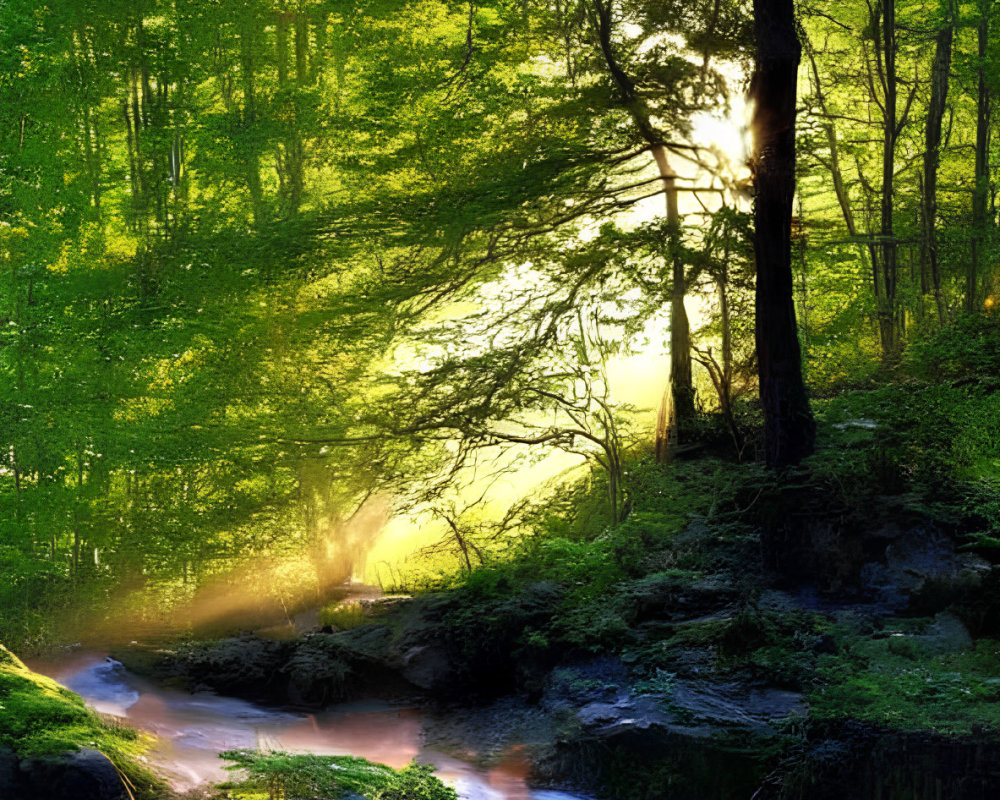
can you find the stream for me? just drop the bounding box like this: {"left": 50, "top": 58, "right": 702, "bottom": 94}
{"left": 32, "top": 653, "right": 587, "bottom": 800}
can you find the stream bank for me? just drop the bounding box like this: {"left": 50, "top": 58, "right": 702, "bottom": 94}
{"left": 31, "top": 651, "right": 589, "bottom": 800}
{"left": 110, "top": 455, "right": 1000, "bottom": 800}
{"left": 16, "top": 381, "right": 1000, "bottom": 800}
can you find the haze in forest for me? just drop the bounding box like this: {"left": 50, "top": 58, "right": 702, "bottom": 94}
{"left": 0, "top": 0, "right": 996, "bottom": 650}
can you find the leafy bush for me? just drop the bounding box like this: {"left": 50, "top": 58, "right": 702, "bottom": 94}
{"left": 811, "top": 638, "right": 1000, "bottom": 733}
{"left": 318, "top": 600, "right": 368, "bottom": 630}
{"left": 907, "top": 312, "right": 1000, "bottom": 386}
{"left": 814, "top": 383, "right": 1000, "bottom": 498}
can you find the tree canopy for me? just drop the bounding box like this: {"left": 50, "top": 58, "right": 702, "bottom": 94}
{"left": 0, "top": 0, "right": 997, "bottom": 647}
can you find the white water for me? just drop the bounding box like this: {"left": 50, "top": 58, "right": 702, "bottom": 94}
{"left": 33, "top": 653, "right": 586, "bottom": 800}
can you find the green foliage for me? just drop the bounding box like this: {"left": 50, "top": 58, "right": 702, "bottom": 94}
{"left": 907, "top": 313, "right": 1000, "bottom": 387}
{"left": 632, "top": 668, "right": 677, "bottom": 696}
{"left": 811, "top": 637, "right": 1000, "bottom": 734}
{"left": 318, "top": 601, "right": 368, "bottom": 631}
{"left": 812, "top": 376, "right": 1000, "bottom": 500}
{"left": 220, "top": 750, "right": 457, "bottom": 800}
{"left": 0, "top": 0, "right": 747, "bottom": 650}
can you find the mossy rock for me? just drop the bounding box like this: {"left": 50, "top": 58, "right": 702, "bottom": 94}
{"left": 0, "top": 644, "right": 161, "bottom": 798}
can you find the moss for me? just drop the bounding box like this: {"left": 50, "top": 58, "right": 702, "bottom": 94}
{"left": 220, "top": 750, "right": 457, "bottom": 800}
{"left": 810, "top": 635, "right": 1000, "bottom": 734}
{"left": 0, "top": 644, "right": 161, "bottom": 796}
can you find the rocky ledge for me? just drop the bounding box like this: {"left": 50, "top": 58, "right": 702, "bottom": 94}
{"left": 114, "top": 505, "right": 1000, "bottom": 800}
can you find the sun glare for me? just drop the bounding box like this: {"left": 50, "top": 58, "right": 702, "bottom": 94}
{"left": 691, "top": 100, "right": 752, "bottom": 168}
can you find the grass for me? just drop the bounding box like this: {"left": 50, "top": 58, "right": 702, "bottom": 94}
{"left": 318, "top": 600, "right": 369, "bottom": 630}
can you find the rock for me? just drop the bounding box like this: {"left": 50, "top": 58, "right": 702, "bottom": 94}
{"left": 336, "top": 624, "right": 394, "bottom": 661}
{"left": 863, "top": 528, "right": 991, "bottom": 608}
{"left": 668, "top": 680, "right": 805, "bottom": 735}
{"left": 0, "top": 747, "right": 19, "bottom": 798}
{"left": 284, "top": 636, "right": 354, "bottom": 705}
{"left": 915, "top": 612, "right": 974, "bottom": 655}
{"left": 756, "top": 723, "right": 1000, "bottom": 800}
{"left": 398, "top": 644, "right": 453, "bottom": 691}
{"left": 184, "top": 634, "right": 291, "bottom": 700}
{"left": 285, "top": 626, "right": 399, "bottom": 704}
{"left": 391, "top": 581, "right": 563, "bottom": 696}
{"left": 538, "top": 676, "right": 804, "bottom": 798}
{"left": 19, "top": 748, "right": 129, "bottom": 800}
{"left": 576, "top": 694, "right": 674, "bottom": 735}
{"left": 544, "top": 659, "right": 628, "bottom": 707}
{"left": 535, "top": 681, "right": 778, "bottom": 800}
{"left": 616, "top": 573, "right": 737, "bottom": 624}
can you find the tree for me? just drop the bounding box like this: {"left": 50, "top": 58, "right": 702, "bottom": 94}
{"left": 751, "top": 0, "right": 815, "bottom": 468}
{"left": 585, "top": 0, "right": 741, "bottom": 439}
{"left": 922, "top": 0, "right": 955, "bottom": 322}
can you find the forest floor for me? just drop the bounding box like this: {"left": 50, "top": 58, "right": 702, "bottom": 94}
{"left": 115, "top": 363, "right": 1000, "bottom": 799}
{"left": 8, "top": 319, "right": 1000, "bottom": 799}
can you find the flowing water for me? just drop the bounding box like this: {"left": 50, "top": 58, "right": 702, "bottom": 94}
{"left": 32, "top": 653, "right": 585, "bottom": 800}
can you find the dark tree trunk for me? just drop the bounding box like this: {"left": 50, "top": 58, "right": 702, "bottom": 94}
{"left": 878, "top": 0, "right": 900, "bottom": 356}
{"left": 751, "top": 0, "right": 815, "bottom": 468}
{"left": 922, "top": 0, "right": 954, "bottom": 323}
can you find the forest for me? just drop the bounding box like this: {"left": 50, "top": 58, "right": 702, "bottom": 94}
{"left": 1, "top": 0, "right": 999, "bottom": 798}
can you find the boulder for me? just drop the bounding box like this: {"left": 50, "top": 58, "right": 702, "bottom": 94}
{"left": 616, "top": 573, "right": 737, "bottom": 625}
{"left": 0, "top": 747, "right": 19, "bottom": 797}
{"left": 914, "top": 612, "right": 974, "bottom": 655}
{"left": 862, "top": 528, "right": 991, "bottom": 609}
{"left": 181, "top": 634, "right": 291, "bottom": 700}
{"left": 398, "top": 644, "right": 453, "bottom": 692}
{"left": 18, "top": 748, "right": 129, "bottom": 800}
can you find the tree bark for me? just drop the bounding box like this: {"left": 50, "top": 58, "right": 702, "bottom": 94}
{"left": 922, "top": 0, "right": 954, "bottom": 323}
{"left": 652, "top": 146, "right": 695, "bottom": 429}
{"left": 239, "top": 18, "right": 266, "bottom": 227}
{"left": 751, "top": 0, "right": 815, "bottom": 468}
{"left": 878, "top": 0, "right": 900, "bottom": 355}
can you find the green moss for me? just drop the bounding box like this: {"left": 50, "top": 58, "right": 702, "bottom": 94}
{"left": 810, "top": 637, "right": 1000, "bottom": 734}
{"left": 0, "top": 644, "right": 161, "bottom": 796}
{"left": 220, "top": 750, "right": 457, "bottom": 800}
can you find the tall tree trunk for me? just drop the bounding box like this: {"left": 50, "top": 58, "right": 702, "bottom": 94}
{"left": 922, "top": 0, "right": 954, "bottom": 323}
{"left": 276, "top": 7, "right": 306, "bottom": 217}
{"left": 276, "top": 8, "right": 290, "bottom": 86}
{"left": 587, "top": 1, "right": 695, "bottom": 455}
{"left": 652, "top": 146, "right": 695, "bottom": 431}
{"left": 311, "top": 12, "right": 328, "bottom": 85}
{"left": 970, "top": 0, "right": 992, "bottom": 312}
{"left": 295, "top": 9, "right": 309, "bottom": 85}
{"left": 878, "top": 0, "right": 900, "bottom": 356}
{"left": 751, "top": 0, "right": 816, "bottom": 468}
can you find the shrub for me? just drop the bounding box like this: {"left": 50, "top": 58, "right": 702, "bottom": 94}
{"left": 907, "top": 312, "right": 1000, "bottom": 386}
